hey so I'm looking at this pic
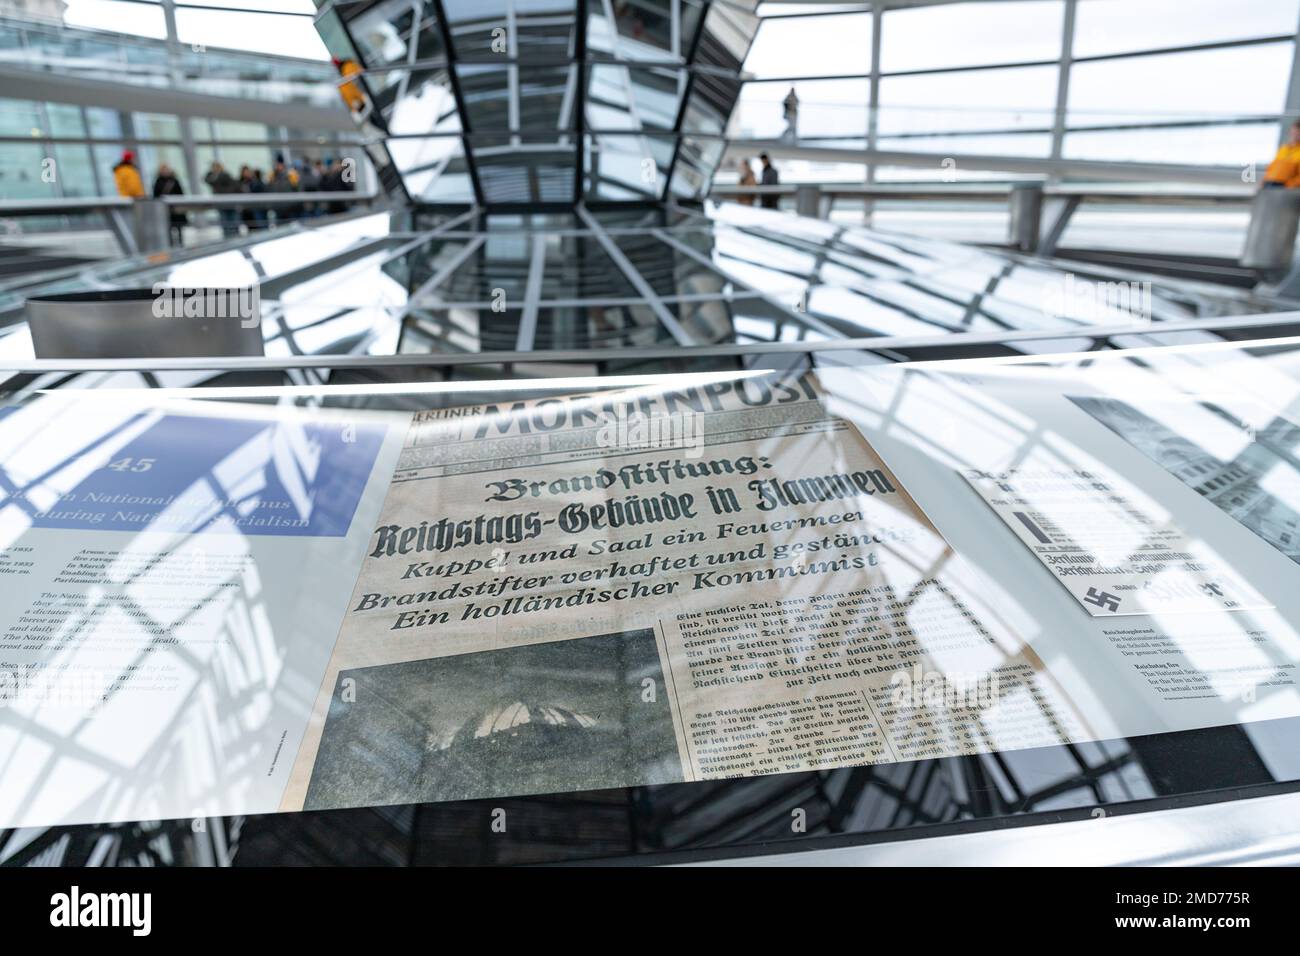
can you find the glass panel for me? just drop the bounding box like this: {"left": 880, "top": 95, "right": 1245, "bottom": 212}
{"left": 1064, "top": 123, "right": 1280, "bottom": 166}
{"left": 587, "top": 64, "right": 683, "bottom": 132}
{"left": 1057, "top": 204, "right": 1252, "bottom": 259}
{"left": 174, "top": 9, "right": 330, "bottom": 59}
{"left": 50, "top": 143, "right": 100, "bottom": 198}
{"left": 603, "top": 229, "right": 729, "bottom": 300}
{"left": 62, "top": 0, "right": 168, "bottom": 39}
{"left": 880, "top": 0, "right": 1064, "bottom": 73}
{"left": 314, "top": 4, "right": 362, "bottom": 62}
{"left": 735, "top": 78, "right": 865, "bottom": 139}
{"left": 91, "top": 141, "right": 133, "bottom": 195}
{"left": 0, "top": 98, "right": 43, "bottom": 140}
{"left": 43, "top": 103, "right": 86, "bottom": 139}
{"left": 511, "top": 0, "right": 579, "bottom": 58}
{"left": 78, "top": 107, "right": 120, "bottom": 151}
{"left": 1073, "top": 0, "right": 1300, "bottom": 58}
{"left": 743, "top": 11, "right": 871, "bottom": 78}
{"left": 472, "top": 134, "right": 575, "bottom": 203}
{"left": 879, "top": 65, "right": 1060, "bottom": 136}
{"left": 678, "top": 70, "right": 742, "bottom": 136}
{"left": 1067, "top": 42, "right": 1293, "bottom": 127}
{"left": 132, "top": 112, "right": 187, "bottom": 186}
{"left": 0, "top": 142, "right": 54, "bottom": 201}
{"left": 401, "top": 301, "right": 682, "bottom": 350}
{"left": 693, "top": 0, "right": 760, "bottom": 67}
{"left": 537, "top": 229, "right": 641, "bottom": 300}
{"left": 191, "top": 0, "right": 318, "bottom": 12}
{"left": 758, "top": 2, "right": 870, "bottom": 13}
{"left": 133, "top": 111, "right": 180, "bottom": 140}
{"left": 389, "top": 136, "right": 475, "bottom": 203}
{"left": 456, "top": 64, "right": 573, "bottom": 133}
{"left": 667, "top": 134, "right": 724, "bottom": 200}
{"left": 391, "top": 0, "right": 578, "bottom": 59}
{"left": 587, "top": 0, "right": 699, "bottom": 62}
{"left": 210, "top": 120, "right": 278, "bottom": 177}
{"left": 877, "top": 132, "right": 1054, "bottom": 159}
{"left": 585, "top": 132, "right": 674, "bottom": 200}
{"left": 340, "top": 0, "right": 446, "bottom": 69}
{"left": 376, "top": 69, "right": 461, "bottom": 134}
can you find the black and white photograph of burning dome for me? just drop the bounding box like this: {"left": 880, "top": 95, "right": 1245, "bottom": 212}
{"left": 304, "top": 629, "right": 683, "bottom": 810}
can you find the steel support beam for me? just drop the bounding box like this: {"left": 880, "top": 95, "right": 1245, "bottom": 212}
{"left": 404, "top": 234, "right": 487, "bottom": 307}
{"left": 102, "top": 208, "right": 138, "bottom": 256}
{"left": 575, "top": 204, "right": 695, "bottom": 345}
{"left": 3, "top": 312, "right": 1297, "bottom": 374}
{"left": 1048, "top": 0, "right": 1077, "bottom": 171}
{"left": 1038, "top": 194, "right": 1082, "bottom": 257}
{"left": 1282, "top": 6, "right": 1300, "bottom": 142}
{"left": 515, "top": 234, "right": 549, "bottom": 351}
{"left": 864, "top": 1, "right": 883, "bottom": 225}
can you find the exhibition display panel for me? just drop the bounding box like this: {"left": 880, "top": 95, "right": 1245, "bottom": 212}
{"left": 3, "top": 336, "right": 1300, "bottom": 863}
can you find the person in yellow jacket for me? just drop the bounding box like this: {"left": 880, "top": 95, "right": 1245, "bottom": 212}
{"left": 332, "top": 57, "right": 367, "bottom": 114}
{"left": 113, "top": 150, "right": 145, "bottom": 199}
{"left": 1264, "top": 122, "right": 1300, "bottom": 188}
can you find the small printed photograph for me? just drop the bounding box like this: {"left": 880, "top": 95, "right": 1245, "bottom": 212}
{"left": 304, "top": 629, "right": 682, "bottom": 810}
{"left": 1070, "top": 394, "right": 1300, "bottom": 565}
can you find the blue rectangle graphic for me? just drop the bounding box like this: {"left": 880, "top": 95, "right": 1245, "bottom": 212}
{"left": 9, "top": 412, "right": 387, "bottom": 537}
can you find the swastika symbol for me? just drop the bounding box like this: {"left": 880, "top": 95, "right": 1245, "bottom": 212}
{"left": 1083, "top": 588, "right": 1121, "bottom": 612}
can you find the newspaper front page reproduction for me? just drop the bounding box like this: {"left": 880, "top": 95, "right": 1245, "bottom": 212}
{"left": 282, "top": 373, "right": 1087, "bottom": 811}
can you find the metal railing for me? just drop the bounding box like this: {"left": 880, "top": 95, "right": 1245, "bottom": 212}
{"left": 2, "top": 311, "right": 1297, "bottom": 374}
{"left": 708, "top": 181, "right": 1258, "bottom": 256}
{"left": 0, "top": 11, "right": 338, "bottom": 108}
{"left": 0, "top": 192, "right": 384, "bottom": 256}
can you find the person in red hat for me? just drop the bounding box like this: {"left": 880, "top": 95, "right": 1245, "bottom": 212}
{"left": 113, "top": 149, "right": 145, "bottom": 199}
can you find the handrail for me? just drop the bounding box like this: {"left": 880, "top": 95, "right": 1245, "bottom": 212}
{"left": 707, "top": 179, "right": 1260, "bottom": 256}
{"left": 165, "top": 192, "right": 382, "bottom": 209}
{"left": 723, "top": 140, "right": 1251, "bottom": 187}
{"left": 0, "top": 193, "right": 383, "bottom": 217}
{"left": 2, "top": 185, "right": 1250, "bottom": 218}
{"left": 709, "top": 182, "right": 1255, "bottom": 205}
{"left": 0, "top": 313, "right": 1295, "bottom": 374}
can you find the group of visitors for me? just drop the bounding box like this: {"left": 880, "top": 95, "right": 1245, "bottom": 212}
{"left": 735, "top": 153, "right": 781, "bottom": 209}
{"left": 203, "top": 154, "right": 354, "bottom": 237}
{"left": 111, "top": 149, "right": 358, "bottom": 245}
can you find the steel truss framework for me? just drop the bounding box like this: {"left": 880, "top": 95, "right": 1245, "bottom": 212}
{"left": 315, "top": 0, "right": 762, "bottom": 207}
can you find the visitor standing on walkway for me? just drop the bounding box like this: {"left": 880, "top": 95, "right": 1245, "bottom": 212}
{"left": 759, "top": 152, "right": 780, "bottom": 209}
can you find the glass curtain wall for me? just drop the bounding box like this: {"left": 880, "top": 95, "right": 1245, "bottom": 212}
{"left": 731, "top": 0, "right": 1300, "bottom": 252}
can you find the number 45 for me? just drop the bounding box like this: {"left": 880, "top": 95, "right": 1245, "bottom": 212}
{"left": 106, "top": 457, "right": 155, "bottom": 473}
